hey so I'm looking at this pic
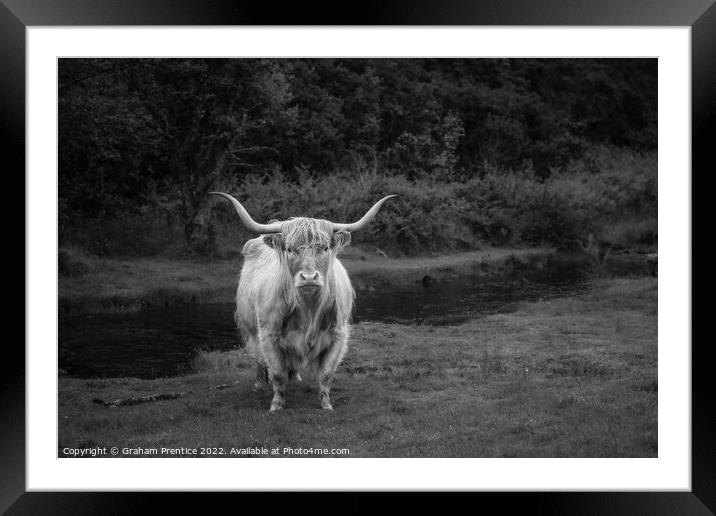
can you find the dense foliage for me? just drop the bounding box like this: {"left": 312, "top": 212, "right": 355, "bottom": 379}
{"left": 59, "top": 58, "right": 657, "bottom": 256}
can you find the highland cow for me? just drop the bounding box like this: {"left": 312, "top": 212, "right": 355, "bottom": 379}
{"left": 211, "top": 192, "right": 396, "bottom": 411}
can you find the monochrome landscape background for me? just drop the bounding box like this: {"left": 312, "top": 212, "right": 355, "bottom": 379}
{"left": 58, "top": 58, "right": 658, "bottom": 457}
{"left": 59, "top": 58, "right": 656, "bottom": 259}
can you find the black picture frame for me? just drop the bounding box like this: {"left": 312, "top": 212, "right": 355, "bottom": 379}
{"left": 5, "top": 0, "right": 710, "bottom": 513}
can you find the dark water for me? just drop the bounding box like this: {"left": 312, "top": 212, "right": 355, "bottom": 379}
{"left": 59, "top": 269, "right": 589, "bottom": 379}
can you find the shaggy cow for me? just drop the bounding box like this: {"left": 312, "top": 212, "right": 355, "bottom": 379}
{"left": 211, "top": 192, "right": 396, "bottom": 411}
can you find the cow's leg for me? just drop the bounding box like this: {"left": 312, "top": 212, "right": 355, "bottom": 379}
{"left": 254, "top": 362, "right": 269, "bottom": 391}
{"left": 268, "top": 368, "right": 288, "bottom": 412}
{"left": 244, "top": 335, "right": 268, "bottom": 391}
{"left": 260, "top": 329, "right": 289, "bottom": 412}
{"left": 317, "top": 327, "right": 349, "bottom": 410}
{"left": 318, "top": 372, "right": 334, "bottom": 410}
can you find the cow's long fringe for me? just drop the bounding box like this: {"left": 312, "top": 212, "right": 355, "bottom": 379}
{"left": 281, "top": 217, "right": 333, "bottom": 249}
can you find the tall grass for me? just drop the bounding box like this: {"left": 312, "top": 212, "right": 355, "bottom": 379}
{"left": 61, "top": 146, "right": 656, "bottom": 257}
{"left": 191, "top": 349, "right": 246, "bottom": 374}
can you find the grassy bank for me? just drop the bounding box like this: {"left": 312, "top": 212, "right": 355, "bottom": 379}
{"left": 58, "top": 246, "right": 556, "bottom": 315}
{"left": 59, "top": 277, "right": 657, "bottom": 457}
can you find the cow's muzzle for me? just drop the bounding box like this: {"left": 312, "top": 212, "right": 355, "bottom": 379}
{"left": 295, "top": 270, "right": 322, "bottom": 293}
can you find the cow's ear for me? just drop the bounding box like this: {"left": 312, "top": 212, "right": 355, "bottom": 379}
{"left": 263, "top": 233, "right": 283, "bottom": 250}
{"left": 332, "top": 230, "right": 351, "bottom": 251}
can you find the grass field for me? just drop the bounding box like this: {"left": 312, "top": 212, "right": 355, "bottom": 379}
{"left": 58, "top": 276, "right": 657, "bottom": 458}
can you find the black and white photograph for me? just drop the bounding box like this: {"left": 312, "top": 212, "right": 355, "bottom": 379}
{"left": 56, "top": 57, "right": 660, "bottom": 459}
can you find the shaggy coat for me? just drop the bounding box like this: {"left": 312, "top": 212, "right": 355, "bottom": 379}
{"left": 236, "top": 217, "right": 354, "bottom": 411}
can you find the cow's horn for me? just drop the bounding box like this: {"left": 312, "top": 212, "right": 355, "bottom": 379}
{"left": 209, "top": 192, "right": 283, "bottom": 234}
{"left": 331, "top": 195, "right": 398, "bottom": 232}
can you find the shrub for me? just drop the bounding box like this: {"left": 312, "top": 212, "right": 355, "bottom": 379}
{"left": 62, "top": 146, "right": 657, "bottom": 257}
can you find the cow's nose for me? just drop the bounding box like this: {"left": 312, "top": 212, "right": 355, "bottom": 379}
{"left": 299, "top": 271, "right": 319, "bottom": 281}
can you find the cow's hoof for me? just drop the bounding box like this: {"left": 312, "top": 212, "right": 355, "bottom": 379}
{"left": 319, "top": 392, "right": 333, "bottom": 410}
{"left": 269, "top": 396, "right": 285, "bottom": 412}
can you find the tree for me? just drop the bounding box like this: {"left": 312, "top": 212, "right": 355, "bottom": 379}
{"left": 117, "top": 59, "right": 293, "bottom": 250}
{"left": 59, "top": 58, "right": 657, "bottom": 254}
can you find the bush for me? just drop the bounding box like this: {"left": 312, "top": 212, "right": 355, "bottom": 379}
{"left": 62, "top": 146, "right": 657, "bottom": 257}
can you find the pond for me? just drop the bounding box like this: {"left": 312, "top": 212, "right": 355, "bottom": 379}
{"left": 59, "top": 268, "right": 590, "bottom": 379}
